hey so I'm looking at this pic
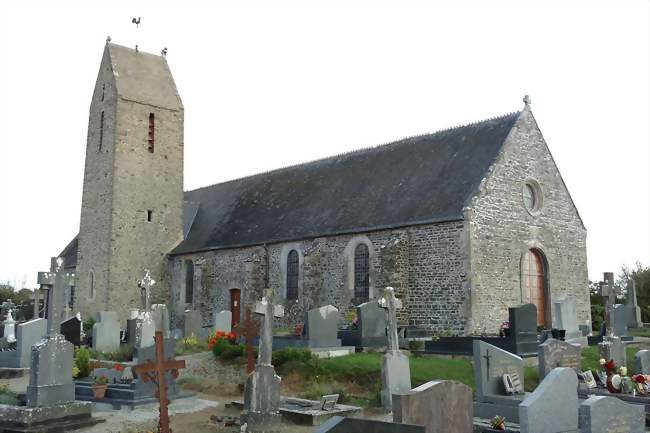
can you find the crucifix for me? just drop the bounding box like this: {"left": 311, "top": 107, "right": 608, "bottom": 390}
{"left": 37, "top": 257, "right": 75, "bottom": 336}
{"left": 483, "top": 348, "right": 492, "bottom": 378}
{"left": 133, "top": 331, "right": 185, "bottom": 433}
{"left": 378, "top": 286, "right": 402, "bottom": 352}
{"left": 600, "top": 272, "right": 619, "bottom": 337}
{"left": 233, "top": 308, "right": 259, "bottom": 374}
{"left": 253, "top": 288, "right": 284, "bottom": 367}
{"left": 138, "top": 269, "right": 155, "bottom": 312}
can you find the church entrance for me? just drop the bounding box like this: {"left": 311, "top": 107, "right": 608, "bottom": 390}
{"left": 522, "top": 249, "right": 548, "bottom": 327}
{"left": 230, "top": 289, "right": 241, "bottom": 330}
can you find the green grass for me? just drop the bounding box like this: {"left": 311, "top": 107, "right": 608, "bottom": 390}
{"left": 580, "top": 345, "right": 650, "bottom": 373}
{"left": 629, "top": 328, "right": 650, "bottom": 338}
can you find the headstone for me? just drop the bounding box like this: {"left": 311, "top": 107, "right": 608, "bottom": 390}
{"left": 553, "top": 298, "right": 580, "bottom": 339}
{"left": 213, "top": 310, "right": 232, "bottom": 333}
{"left": 393, "top": 380, "right": 473, "bottom": 433}
{"left": 27, "top": 257, "right": 76, "bottom": 407}
{"left": 625, "top": 279, "right": 642, "bottom": 327}
{"left": 538, "top": 338, "right": 581, "bottom": 379}
{"left": 133, "top": 312, "right": 155, "bottom": 349}
{"left": 598, "top": 336, "right": 626, "bottom": 368}
{"left": 243, "top": 289, "right": 284, "bottom": 433}
{"left": 183, "top": 309, "right": 202, "bottom": 338}
{"left": 518, "top": 367, "right": 579, "bottom": 433}
{"left": 579, "top": 395, "right": 645, "bottom": 433}
{"left": 634, "top": 349, "right": 650, "bottom": 374}
{"left": 92, "top": 311, "right": 121, "bottom": 353}
{"left": 15, "top": 318, "right": 47, "bottom": 368}
{"left": 613, "top": 304, "right": 636, "bottom": 337}
{"left": 357, "top": 300, "right": 387, "bottom": 339}
{"left": 509, "top": 303, "right": 539, "bottom": 354}
{"left": 60, "top": 315, "right": 82, "bottom": 346}
{"left": 378, "top": 287, "right": 411, "bottom": 409}
{"left": 304, "top": 305, "right": 341, "bottom": 348}
{"left": 474, "top": 340, "right": 524, "bottom": 401}
{"left": 151, "top": 303, "right": 170, "bottom": 338}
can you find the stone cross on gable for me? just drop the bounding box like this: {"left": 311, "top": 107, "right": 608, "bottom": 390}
{"left": 37, "top": 257, "right": 75, "bottom": 336}
{"left": 378, "top": 286, "right": 402, "bottom": 352}
{"left": 138, "top": 269, "right": 155, "bottom": 312}
{"left": 253, "top": 288, "right": 284, "bottom": 366}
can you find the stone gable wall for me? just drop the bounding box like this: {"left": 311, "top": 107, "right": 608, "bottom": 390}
{"left": 467, "top": 109, "right": 590, "bottom": 334}
{"left": 170, "top": 221, "right": 469, "bottom": 334}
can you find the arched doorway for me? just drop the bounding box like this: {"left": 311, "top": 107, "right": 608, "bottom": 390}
{"left": 522, "top": 249, "right": 548, "bottom": 327}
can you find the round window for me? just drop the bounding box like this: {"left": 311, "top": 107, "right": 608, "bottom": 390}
{"left": 522, "top": 180, "right": 542, "bottom": 213}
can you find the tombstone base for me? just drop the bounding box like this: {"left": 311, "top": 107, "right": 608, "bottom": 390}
{"left": 380, "top": 350, "right": 411, "bottom": 409}
{"left": 473, "top": 394, "right": 527, "bottom": 423}
{"left": 0, "top": 401, "right": 103, "bottom": 433}
{"left": 242, "top": 411, "right": 281, "bottom": 433}
{"left": 26, "top": 383, "right": 75, "bottom": 408}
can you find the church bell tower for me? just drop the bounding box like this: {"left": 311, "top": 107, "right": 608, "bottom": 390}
{"left": 75, "top": 39, "right": 184, "bottom": 320}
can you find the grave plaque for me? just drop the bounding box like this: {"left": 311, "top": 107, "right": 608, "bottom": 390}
{"left": 634, "top": 349, "right": 650, "bottom": 375}
{"left": 393, "top": 380, "right": 473, "bottom": 433}
{"left": 320, "top": 394, "right": 339, "bottom": 411}
{"left": 473, "top": 340, "right": 524, "bottom": 401}
{"left": 519, "top": 367, "right": 579, "bottom": 433}
{"left": 579, "top": 395, "right": 645, "bottom": 433}
{"left": 538, "top": 338, "right": 581, "bottom": 379}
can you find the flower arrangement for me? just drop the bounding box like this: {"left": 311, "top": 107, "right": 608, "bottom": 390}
{"left": 499, "top": 322, "right": 511, "bottom": 338}
{"left": 490, "top": 415, "right": 506, "bottom": 430}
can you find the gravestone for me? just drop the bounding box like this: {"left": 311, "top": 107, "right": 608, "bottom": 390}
{"left": 518, "top": 367, "right": 579, "bottom": 433}
{"left": 625, "top": 279, "right": 642, "bottom": 328}
{"left": 0, "top": 317, "right": 47, "bottom": 368}
{"left": 60, "top": 315, "right": 82, "bottom": 346}
{"left": 634, "top": 349, "right": 650, "bottom": 374}
{"left": 183, "top": 309, "right": 202, "bottom": 338}
{"left": 378, "top": 287, "right": 411, "bottom": 409}
{"left": 579, "top": 395, "right": 645, "bottom": 433}
{"left": 128, "top": 313, "right": 156, "bottom": 349}
{"left": 92, "top": 311, "right": 121, "bottom": 353}
{"left": 28, "top": 257, "right": 76, "bottom": 407}
{"left": 358, "top": 300, "right": 387, "bottom": 341}
{"left": 243, "top": 289, "right": 284, "bottom": 433}
{"left": 598, "top": 336, "right": 626, "bottom": 368}
{"left": 392, "top": 380, "right": 473, "bottom": 433}
{"left": 538, "top": 338, "right": 581, "bottom": 379}
{"left": 613, "top": 304, "right": 636, "bottom": 337}
{"left": 304, "top": 305, "right": 341, "bottom": 348}
{"left": 213, "top": 310, "right": 232, "bottom": 333}
{"left": 151, "top": 303, "right": 170, "bottom": 338}
{"left": 553, "top": 297, "right": 581, "bottom": 339}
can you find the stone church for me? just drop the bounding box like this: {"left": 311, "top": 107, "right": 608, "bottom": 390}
{"left": 58, "top": 40, "right": 590, "bottom": 335}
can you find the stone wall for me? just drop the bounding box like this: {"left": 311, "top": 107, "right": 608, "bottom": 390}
{"left": 467, "top": 108, "right": 590, "bottom": 334}
{"left": 170, "top": 221, "right": 470, "bottom": 334}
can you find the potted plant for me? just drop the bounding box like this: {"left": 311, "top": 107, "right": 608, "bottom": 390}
{"left": 92, "top": 375, "right": 109, "bottom": 399}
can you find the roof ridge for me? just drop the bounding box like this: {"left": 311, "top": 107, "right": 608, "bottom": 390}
{"left": 186, "top": 110, "right": 521, "bottom": 194}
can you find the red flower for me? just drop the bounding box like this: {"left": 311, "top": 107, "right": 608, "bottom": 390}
{"left": 114, "top": 363, "right": 124, "bottom": 372}
{"left": 634, "top": 374, "right": 646, "bottom": 384}
{"left": 604, "top": 360, "right": 616, "bottom": 373}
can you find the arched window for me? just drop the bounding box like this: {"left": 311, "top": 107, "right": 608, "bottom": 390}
{"left": 522, "top": 249, "right": 547, "bottom": 326}
{"left": 185, "top": 261, "right": 194, "bottom": 305}
{"left": 354, "top": 244, "right": 370, "bottom": 300}
{"left": 286, "top": 250, "right": 299, "bottom": 300}
{"left": 89, "top": 271, "right": 95, "bottom": 299}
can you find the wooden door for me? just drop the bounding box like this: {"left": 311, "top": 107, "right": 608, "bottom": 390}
{"left": 230, "top": 289, "right": 241, "bottom": 329}
{"left": 522, "top": 249, "right": 547, "bottom": 327}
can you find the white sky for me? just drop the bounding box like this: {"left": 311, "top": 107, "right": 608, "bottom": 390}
{"left": 0, "top": 1, "right": 649, "bottom": 289}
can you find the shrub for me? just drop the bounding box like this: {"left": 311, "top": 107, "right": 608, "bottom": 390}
{"left": 221, "top": 344, "right": 245, "bottom": 360}
{"left": 208, "top": 330, "right": 237, "bottom": 359}
{"left": 0, "top": 383, "right": 19, "bottom": 405}
{"left": 75, "top": 347, "right": 92, "bottom": 378}
{"left": 83, "top": 317, "right": 96, "bottom": 333}
{"left": 272, "top": 348, "right": 313, "bottom": 367}
{"left": 408, "top": 340, "right": 424, "bottom": 351}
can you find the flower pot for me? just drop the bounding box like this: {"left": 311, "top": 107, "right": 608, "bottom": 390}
{"left": 92, "top": 384, "right": 108, "bottom": 399}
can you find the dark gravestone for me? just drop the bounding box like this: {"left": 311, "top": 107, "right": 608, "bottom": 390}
{"left": 60, "top": 315, "right": 82, "bottom": 347}
{"left": 509, "top": 304, "right": 538, "bottom": 355}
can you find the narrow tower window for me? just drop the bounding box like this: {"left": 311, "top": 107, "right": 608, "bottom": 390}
{"left": 147, "top": 210, "right": 153, "bottom": 222}
{"left": 99, "top": 111, "right": 104, "bottom": 151}
{"left": 185, "top": 261, "right": 194, "bottom": 305}
{"left": 148, "top": 113, "right": 155, "bottom": 153}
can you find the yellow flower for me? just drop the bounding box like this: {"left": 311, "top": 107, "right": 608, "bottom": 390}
{"left": 599, "top": 358, "right": 606, "bottom": 366}
{"left": 72, "top": 366, "right": 80, "bottom": 378}
{"left": 620, "top": 366, "right": 627, "bottom": 376}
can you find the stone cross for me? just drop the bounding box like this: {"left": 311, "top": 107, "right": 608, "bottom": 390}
{"left": 1, "top": 299, "right": 16, "bottom": 317}
{"left": 253, "top": 288, "right": 284, "bottom": 366}
{"left": 600, "top": 272, "right": 620, "bottom": 337}
{"left": 234, "top": 308, "right": 259, "bottom": 374}
{"left": 133, "top": 331, "right": 185, "bottom": 433}
{"left": 37, "top": 257, "right": 75, "bottom": 336}
{"left": 138, "top": 269, "right": 155, "bottom": 312}
{"left": 378, "top": 286, "right": 402, "bottom": 352}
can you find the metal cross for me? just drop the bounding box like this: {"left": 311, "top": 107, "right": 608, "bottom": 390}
{"left": 233, "top": 308, "right": 259, "bottom": 374}
{"left": 483, "top": 349, "right": 491, "bottom": 378}
{"left": 133, "top": 331, "right": 185, "bottom": 433}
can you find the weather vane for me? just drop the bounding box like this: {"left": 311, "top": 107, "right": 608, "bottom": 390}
{"left": 132, "top": 17, "right": 141, "bottom": 28}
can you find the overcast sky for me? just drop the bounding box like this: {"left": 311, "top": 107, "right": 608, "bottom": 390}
{"left": 0, "top": 1, "right": 648, "bottom": 289}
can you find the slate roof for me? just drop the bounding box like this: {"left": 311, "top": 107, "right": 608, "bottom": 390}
{"left": 106, "top": 43, "right": 183, "bottom": 111}
{"left": 58, "top": 236, "right": 78, "bottom": 269}
{"left": 172, "top": 111, "right": 522, "bottom": 255}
